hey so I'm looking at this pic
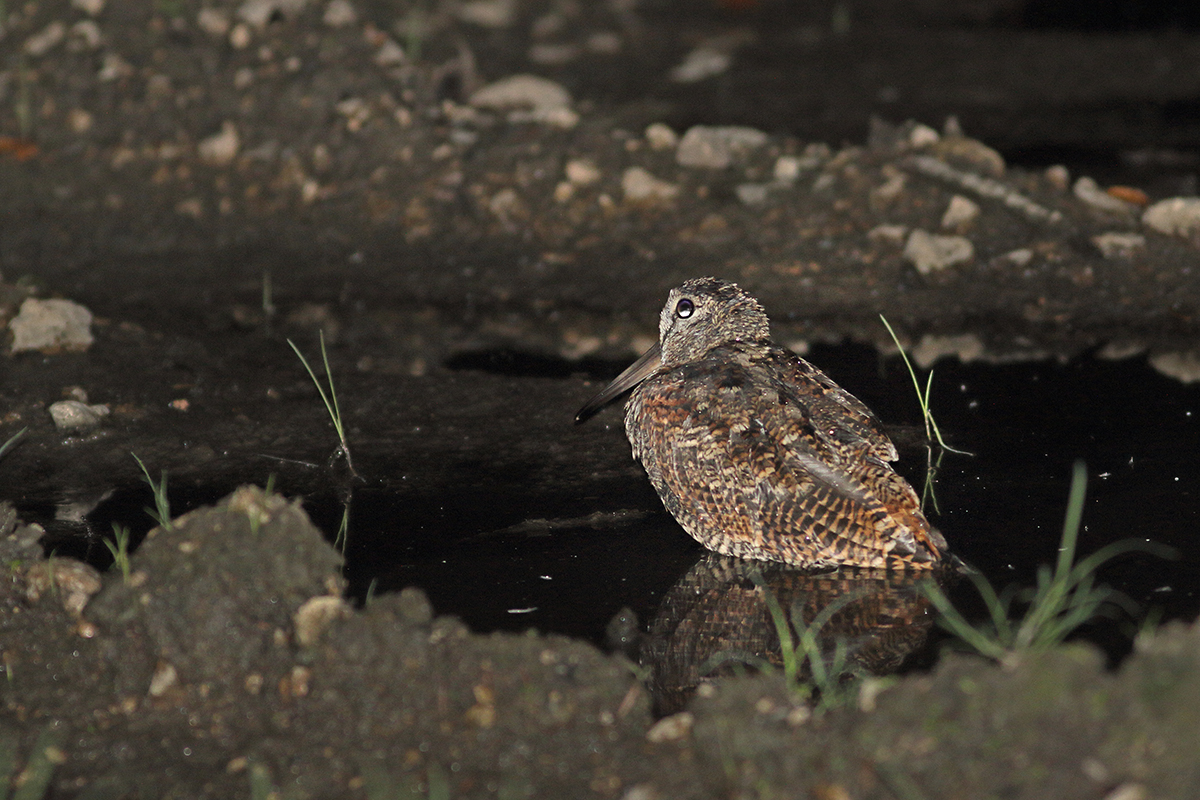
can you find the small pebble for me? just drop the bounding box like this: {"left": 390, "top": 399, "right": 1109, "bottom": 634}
{"left": 622, "top": 167, "right": 679, "bottom": 204}
{"left": 70, "top": 20, "right": 102, "bottom": 50}
{"left": 644, "top": 123, "right": 679, "bottom": 151}
{"left": 198, "top": 121, "right": 240, "bottom": 166}
{"left": 455, "top": 0, "right": 516, "bottom": 28}
{"left": 773, "top": 155, "right": 802, "bottom": 183}
{"left": 197, "top": 7, "right": 231, "bottom": 36}
{"left": 999, "top": 248, "right": 1034, "bottom": 267}
{"left": 669, "top": 47, "right": 731, "bottom": 83}
{"left": 229, "top": 23, "right": 252, "bottom": 49}
{"left": 904, "top": 229, "right": 974, "bottom": 274}
{"left": 9, "top": 298, "right": 94, "bottom": 353}
{"left": 941, "top": 195, "right": 980, "bottom": 230}
{"left": 322, "top": 0, "right": 356, "bottom": 27}
{"left": 1092, "top": 232, "right": 1145, "bottom": 259}
{"left": 646, "top": 712, "right": 693, "bottom": 743}
{"left": 71, "top": 0, "right": 106, "bottom": 14}
{"left": 469, "top": 74, "right": 571, "bottom": 112}
{"left": 24, "top": 22, "right": 67, "bottom": 57}
{"left": 912, "top": 333, "right": 985, "bottom": 369}
{"left": 565, "top": 159, "right": 601, "bottom": 186}
{"left": 293, "top": 595, "right": 351, "bottom": 647}
{"left": 1044, "top": 164, "right": 1070, "bottom": 191}
{"left": 374, "top": 38, "right": 405, "bottom": 67}
{"left": 867, "top": 224, "right": 908, "bottom": 246}
{"left": 930, "top": 135, "right": 1005, "bottom": 177}
{"left": 676, "top": 125, "right": 769, "bottom": 169}
{"left": 1142, "top": 197, "right": 1200, "bottom": 237}
{"left": 49, "top": 400, "right": 110, "bottom": 433}
{"left": 735, "top": 183, "right": 769, "bottom": 205}
{"left": 1149, "top": 351, "right": 1200, "bottom": 383}
{"left": 24, "top": 559, "right": 102, "bottom": 616}
{"left": 869, "top": 172, "right": 906, "bottom": 209}
{"left": 907, "top": 123, "right": 940, "bottom": 148}
{"left": 1074, "top": 176, "right": 1138, "bottom": 215}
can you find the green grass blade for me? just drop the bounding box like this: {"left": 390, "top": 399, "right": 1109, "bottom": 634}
{"left": 0, "top": 427, "right": 28, "bottom": 461}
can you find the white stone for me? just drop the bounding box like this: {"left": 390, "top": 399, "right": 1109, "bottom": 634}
{"left": 1149, "top": 351, "right": 1200, "bottom": 383}
{"left": 911, "top": 334, "right": 985, "bottom": 369}
{"left": 70, "top": 20, "right": 103, "bottom": 50}
{"left": 941, "top": 195, "right": 980, "bottom": 229}
{"left": 622, "top": 167, "right": 678, "bottom": 203}
{"left": 907, "top": 123, "right": 940, "bottom": 148}
{"left": 773, "top": 155, "right": 802, "bottom": 183}
{"left": 1044, "top": 164, "right": 1070, "bottom": 191}
{"left": 469, "top": 74, "right": 571, "bottom": 112}
{"left": 49, "top": 400, "right": 109, "bottom": 433}
{"left": 24, "top": 22, "right": 66, "bottom": 56}
{"left": 322, "top": 0, "right": 356, "bottom": 27}
{"left": 646, "top": 712, "right": 693, "bottom": 743}
{"left": 565, "top": 159, "right": 601, "bottom": 186}
{"left": 374, "top": 38, "right": 405, "bottom": 67}
{"left": 676, "top": 125, "right": 769, "bottom": 169}
{"left": 10, "top": 298, "right": 94, "bottom": 352}
{"left": 198, "top": 122, "right": 240, "bottom": 166}
{"left": 197, "top": 7, "right": 231, "bottom": 36}
{"left": 1092, "top": 232, "right": 1145, "bottom": 259}
{"left": 1074, "top": 176, "right": 1138, "bottom": 215}
{"left": 999, "top": 248, "right": 1034, "bottom": 267}
{"left": 1142, "top": 197, "right": 1200, "bottom": 237}
{"left": 237, "top": 0, "right": 309, "bottom": 28}
{"left": 903, "top": 229, "right": 974, "bottom": 274}
{"left": 669, "top": 47, "right": 731, "bottom": 83}
{"left": 644, "top": 123, "right": 678, "bottom": 151}
{"left": 868, "top": 224, "right": 908, "bottom": 246}
{"left": 735, "top": 183, "right": 769, "bottom": 205}
{"left": 455, "top": 0, "right": 516, "bottom": 28}
{"left": 293, "top": 596, "right": 351, "bottom": 647}
{"left": 71, "top": 0, "right": 106, "bottom": 14}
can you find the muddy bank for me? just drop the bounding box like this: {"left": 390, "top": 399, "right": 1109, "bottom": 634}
{"left": 1, "top": 0, "right": 1200, "bottom": 373}
{"left": 3, "top": 488, "right": 1200, "bottom": 798}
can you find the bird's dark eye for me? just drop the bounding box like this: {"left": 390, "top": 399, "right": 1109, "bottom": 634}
{"left": 675, "top": 298, "right": 694, "bottom": 319}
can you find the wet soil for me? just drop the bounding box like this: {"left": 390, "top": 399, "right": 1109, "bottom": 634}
{"left": 3, "top": 0, "right": 1200, "bottom": 797}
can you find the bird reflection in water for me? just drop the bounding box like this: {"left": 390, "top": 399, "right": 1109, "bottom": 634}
{"left": 639, "top": 553, "right": 940, "bottom": 715}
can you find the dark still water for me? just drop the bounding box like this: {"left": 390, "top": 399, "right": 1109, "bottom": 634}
{"left": 327, "top": 344, "right": 1200, "bottom": 659}
{"left": 26, "top": 344, "right": 1200, "bottom": 665}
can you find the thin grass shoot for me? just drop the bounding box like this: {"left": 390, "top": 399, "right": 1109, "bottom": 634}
{"left": 288, "top": 331, "right": 358, "bottom": 478}
{"left": 0, "top": 427, "right": 27, "bottom": 462}
{"left": 879, "top": 315, "right": 972, "bottom": 456}
{"left": 132, "top": 453, "right": 172, "bottom": 530}
{"left": 104, "top": 523, "right": 133, "bottom": 583}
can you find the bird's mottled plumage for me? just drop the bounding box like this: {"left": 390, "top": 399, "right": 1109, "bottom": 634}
{"left": 576, "top": 278, "right": 947, "bottom": 570}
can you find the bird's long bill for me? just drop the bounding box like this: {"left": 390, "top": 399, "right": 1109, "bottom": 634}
{"left": 574, "top": 341, "right": 663, "bottom": 425}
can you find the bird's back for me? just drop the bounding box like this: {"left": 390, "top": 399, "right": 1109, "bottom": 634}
{"left": 626, "top": 342, "right": 945, "bottom": 569}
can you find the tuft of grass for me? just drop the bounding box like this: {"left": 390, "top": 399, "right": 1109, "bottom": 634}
{"left": 132, "top": 453, "right": 172, "bottom": 530}
{"left": 288, "top": 331, "right": 358, "bottom": 478}
{"left": 879, "top": 315, "right": 971, "bottom": 457}
{"left": 879, "top": 315, "right": 972, "bottom": 511}
{"left": 104, "top": 523, "right": 133, "bottom": 583}
{"left": 923, "top": 460, "right": 1176, "bottom": 663}
{"left": 0, "top": 426, "right": 27, "bottom": 461}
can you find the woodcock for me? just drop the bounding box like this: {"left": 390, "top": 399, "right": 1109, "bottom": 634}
{"left": 576, "top": 278, "right": 948, "bottom": 570}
